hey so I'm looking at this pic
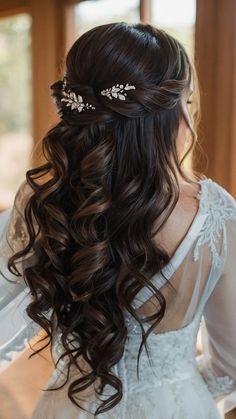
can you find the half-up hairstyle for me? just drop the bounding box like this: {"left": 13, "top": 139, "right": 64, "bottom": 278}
{"left": 6, "top": 22, "right": 203, "bottom": 417}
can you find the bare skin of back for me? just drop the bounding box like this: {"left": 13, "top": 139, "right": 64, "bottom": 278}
{"left": 136, "top": 180, "right": 203, "bottom": 332}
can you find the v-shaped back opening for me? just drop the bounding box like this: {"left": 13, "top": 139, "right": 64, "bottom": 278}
{"left": 132, "top": 177, "right": 210, "bottom": 311}
{"left": 125, "top": 177, "right": 215, "bottom": 337}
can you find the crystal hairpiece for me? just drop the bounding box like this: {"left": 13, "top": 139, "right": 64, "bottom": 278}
{"left": 100, "top": 83, "right": 136, "bottom": 100}
{"left": 61, "top": 77, "right": 96, "bottom": 112}
{"left": 60, "top": 77, "right": 136, "bottom": 112}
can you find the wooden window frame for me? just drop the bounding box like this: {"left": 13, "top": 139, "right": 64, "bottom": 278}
{"left": 195, "top": 0, "right": 236, "bottom": 194}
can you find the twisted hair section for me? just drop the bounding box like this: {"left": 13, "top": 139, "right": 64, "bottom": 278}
{"left": 52, "top": 77, "right": 187, "bottom": 126}
{"left": 5, "top": 22, "right": 203, "bottom": 417}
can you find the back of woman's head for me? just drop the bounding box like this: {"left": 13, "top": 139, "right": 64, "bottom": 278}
{"left": 7, "top": 22, "right": 202, "bottom": 417}
{"left": 52, "top": 21, "right": 193, "bottom": 126}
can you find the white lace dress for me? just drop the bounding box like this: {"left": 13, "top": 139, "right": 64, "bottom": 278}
{"left": 0, "top": 178, "right": 236, "bottom": 419}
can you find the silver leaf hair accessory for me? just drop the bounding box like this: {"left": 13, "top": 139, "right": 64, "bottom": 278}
{"left": 100, "top": 83, "right": 136, "bottom": 100}
{"left": 61, "top": 77, "right": 96, "bottom": 112}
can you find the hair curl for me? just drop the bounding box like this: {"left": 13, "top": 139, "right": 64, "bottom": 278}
{"left": 7, "top": 22, "right": 203, "bottom": 417}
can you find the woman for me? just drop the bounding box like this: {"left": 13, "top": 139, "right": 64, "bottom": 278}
{"left": 0, "top": 22, "right": 235, "bottom": 419}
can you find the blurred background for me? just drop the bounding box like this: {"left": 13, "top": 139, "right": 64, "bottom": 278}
{"left": 0, "top": 0, "right": 236, "bottom": 418}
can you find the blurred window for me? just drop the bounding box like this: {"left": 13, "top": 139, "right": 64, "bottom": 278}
{"left": 75, "top": 0, "right": 140, "bottom": 35}
{"left": 151, "top": 0, "right": 196, "bottom": 59}
{"left": 0, "top": 13, "right": 32, "bottom": 209}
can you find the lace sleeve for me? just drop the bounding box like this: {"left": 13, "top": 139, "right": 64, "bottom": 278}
{"left": 196, "top": 188, "right": 236, "bottom": 415}
{"left": 0, "top": 180, "right": 40, "bottom": 372}
{"left": 0, "top": 180, "right": 37, "bottom": 278}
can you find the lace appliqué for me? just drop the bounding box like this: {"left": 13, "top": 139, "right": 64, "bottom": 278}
{"left": 123, "top": 310, "right": 202, "bottom": 388}
{"left": 0, "top": 188, "right": 34, "bottom": 283}
{"left": 196, "top": 354, "right": 234, "bottom": 399}
{"left": 193, "top": 179, "right": 236, "bottom": 269}
{"left": 169, "top": 381, "right": 188, "bottom": 418}
{"left": 7, "top": 221, "right": 28, "bottom": 253}
{"left": 6, "top": 191, "right": 29, "bottom": 253}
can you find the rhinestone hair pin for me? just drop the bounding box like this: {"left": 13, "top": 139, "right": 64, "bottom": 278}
{"left": 60, "top": 77, "right": 136, "bottom": 112}
{"left": 61, "top": 77, "right": 96, "bottom": 112}
{"left": 100, "top": 83, "right": 136, "bottom": 100}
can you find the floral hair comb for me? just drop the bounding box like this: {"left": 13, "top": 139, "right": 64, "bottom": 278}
{"left": 60, "top": 76, "right": 136, "bottom": 112}
{"left": 100, "top": 83, "right": 136, "bottom": 100}
{"left": 61, "top": 77, "right": 96, "bottom": 112}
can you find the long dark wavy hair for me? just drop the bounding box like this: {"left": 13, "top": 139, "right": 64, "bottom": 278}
{"left": 6, "top": 22, "right": 203, "bottom": 417}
